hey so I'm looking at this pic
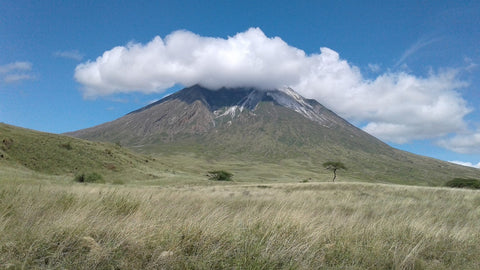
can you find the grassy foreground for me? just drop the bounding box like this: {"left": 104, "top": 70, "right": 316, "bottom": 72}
{"left": 1, "top": 181, "right": 479, "bottom": 269}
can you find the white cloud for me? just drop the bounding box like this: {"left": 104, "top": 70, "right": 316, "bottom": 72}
{"left": 75, "top": 28, "right": 305, "bottom": 97}
{"left": 464, "top": 57, "right": 477, "bottom": 72}
{"left": 438, "top": 132, "right": 480, "bottom": 154}
{"left": 74, "top": 28, "right": 472, "bottom": 145}
{"left": 54, "top": 50, "right": 84, "bottom": 61}
{"left": 449, "top": 160, "right": 480, "bottom": 168}
{"left": 337, "top": 70, "right": 470, "bottom": 143}
{"left": 3, "top": 74, "right": 35, "bottom": 83}
{"left": 0, "top": 61, "right": 32, "bottom": 74}
{"left": 0, "top": 61, "right": 34, "bottom": 83}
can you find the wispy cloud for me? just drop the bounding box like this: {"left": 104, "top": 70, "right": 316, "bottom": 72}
{"left": 74, "top": 28, "right": 472, "bottom": 146}
{"left": 464, "top": 57, "right": 477, "bottom": 72}
{"left": 0, "top": 61, "right": 35, "bottom": 83}
{"left": 3, "top": 74, "right": 35, "bottom": 83}
{"left": 54, "top": 50, "right": 84, "bottom": 61}
{"left": 394, "top": 37, "right": 442, "bottom": 68}
{"left": 367, "top": 63, "right": 381, "bottom": 73}
{"left": 0, "top": 61, "right": 32, "bottom": 74}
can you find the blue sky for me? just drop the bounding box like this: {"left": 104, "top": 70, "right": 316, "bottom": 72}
{"left": 1, "top": 0, "right": 480, "bottom": 166}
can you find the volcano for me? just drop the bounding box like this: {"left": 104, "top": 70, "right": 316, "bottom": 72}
{"left": 67, "top": 85, "right": 479, "bottom": 184}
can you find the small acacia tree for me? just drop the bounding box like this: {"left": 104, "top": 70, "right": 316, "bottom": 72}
{"left": 322, "top": 161, "right": 347, "bottom": 182}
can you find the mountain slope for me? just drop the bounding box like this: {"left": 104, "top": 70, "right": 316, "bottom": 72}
{"left": 67, "top": 85, "right": 480, "bottom": 185}
{"left": 69, "top": 85, "right": 389, "bottom": 153}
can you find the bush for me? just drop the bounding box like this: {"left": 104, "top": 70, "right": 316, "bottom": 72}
{"left": 207, "top": 170, "right": 233, "bottom": 181}
{"left": 74, "top": 172, "right": 104, "bottom": 183}
{"left": 445, "top": 178, "right": 480, "bottom": 189}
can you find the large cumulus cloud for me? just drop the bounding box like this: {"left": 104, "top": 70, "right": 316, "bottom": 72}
{"left": 75, "top": 28, "right": 304, "bottom": 96}
{"left": 74, "top": 28, "right": 472, "bottom": 145}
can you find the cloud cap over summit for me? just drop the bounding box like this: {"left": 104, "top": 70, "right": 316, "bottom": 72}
{"left": 75, "top": 28, "right": 305, "bottom": 95}
{"left": 75, "top": 28, "right": 472, "bottom": 146}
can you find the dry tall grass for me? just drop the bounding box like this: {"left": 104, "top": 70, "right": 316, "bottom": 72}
{"left": 1, "top": 181, "right": 479, "bottom": 269}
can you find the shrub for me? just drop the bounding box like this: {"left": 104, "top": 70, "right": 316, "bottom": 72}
{"left": 445, "top": 178, "right": 480, "bottom": 189}
{"left": 207, "top": 170, "right": 233, "bottom": 181}
{"left": 74, "top": 172, "right": 104, "bottom": 183}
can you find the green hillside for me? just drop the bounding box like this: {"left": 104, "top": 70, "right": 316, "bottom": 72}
{"left": 0, "top": 123, "right": 164, "bottom": 183}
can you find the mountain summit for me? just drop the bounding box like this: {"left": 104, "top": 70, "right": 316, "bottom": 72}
{"left": 68, "top": 85, "right": 479, "bottom": 184}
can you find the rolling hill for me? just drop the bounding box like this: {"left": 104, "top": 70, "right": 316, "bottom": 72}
{"left": 0, "top": 123, "right": 162, "bottom": 183}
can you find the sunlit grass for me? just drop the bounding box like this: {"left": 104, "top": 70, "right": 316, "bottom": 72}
{"left": 1, "top": 181, "right": 479, "bottom": 269}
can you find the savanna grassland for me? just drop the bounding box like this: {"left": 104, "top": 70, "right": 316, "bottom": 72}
{"left": 1, "top": 179, "right": 479, "bottom": 269}
{"left": 2, "top": 123, "right": 480, "bottom": 269}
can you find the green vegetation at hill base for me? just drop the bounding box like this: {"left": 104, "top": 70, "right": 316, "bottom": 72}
{"left": 445, "top": 178, "right": 480, "bottom": 189}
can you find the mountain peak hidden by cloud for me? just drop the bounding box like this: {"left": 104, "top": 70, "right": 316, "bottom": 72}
{"left": 74, "top": 28, "right": 472, "bottom": 149}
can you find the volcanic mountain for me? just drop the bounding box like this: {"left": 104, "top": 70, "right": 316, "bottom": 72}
{"left": 68, "top": 85, "right": 480, "bottom": 185}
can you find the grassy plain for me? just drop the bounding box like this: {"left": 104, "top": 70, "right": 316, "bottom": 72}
{"left": 1, "top": 178, "right": 479, "bottom": 269}
{"left": 2, "top": 122, "right": 480, "bottom": 269}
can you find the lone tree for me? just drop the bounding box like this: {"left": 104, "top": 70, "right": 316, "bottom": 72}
{"left": 322, "top": 161, "right": 347, "bottom": 182}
